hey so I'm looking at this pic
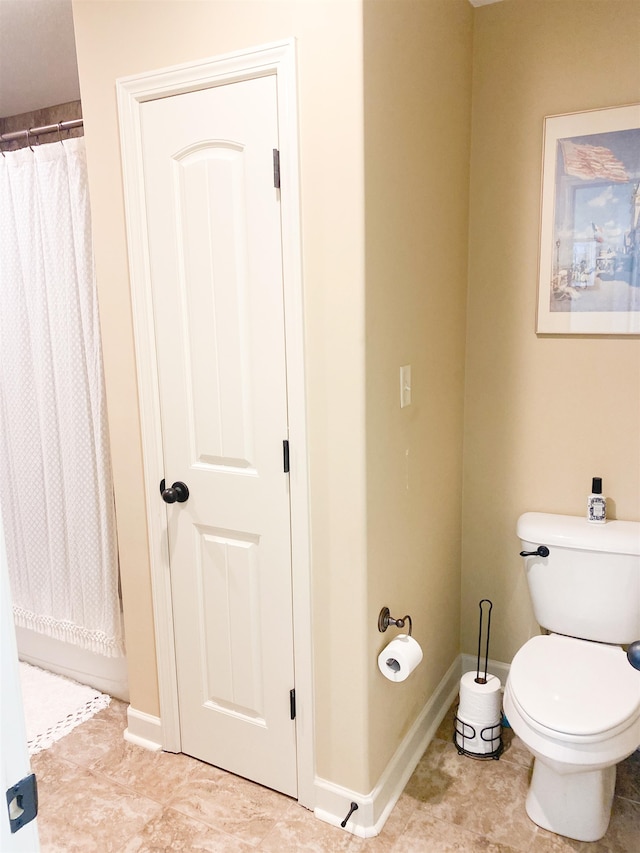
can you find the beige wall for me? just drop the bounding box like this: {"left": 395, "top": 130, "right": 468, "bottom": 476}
{"left": 71, "top": 0, "right": 640, "bottom": 801}
{"left": 363, "top": 0, "right": 472, "bottom": 785}
{"left": 462, "top": 0, "right": 640, "bottom": 664}
{"left": 72, "top": 0, "right": 370, "bottom": 792}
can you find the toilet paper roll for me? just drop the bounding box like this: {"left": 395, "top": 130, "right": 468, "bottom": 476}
{"left": 455, "top": 671, "right": 502, "bottom": 755}
{"left": 378, "top": 634, "right": 423, "bottom": 682}
{"left": 458, "top": 671, "right": 502, "bottom": 724}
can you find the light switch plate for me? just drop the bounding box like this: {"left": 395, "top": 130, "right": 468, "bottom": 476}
{"left": 400, "top": 365, "right": 411, "bottom": 408}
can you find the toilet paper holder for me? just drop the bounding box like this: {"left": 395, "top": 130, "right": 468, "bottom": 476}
{"left": 378, "top": 606, "right": 413, "bottom": 636}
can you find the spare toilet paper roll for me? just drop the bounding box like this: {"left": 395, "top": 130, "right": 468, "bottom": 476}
{"left": 378, "top": 634, "right": 423, "bottom": 682}
{"left": 455, "top": 671, "right": 502, "bottom": 754}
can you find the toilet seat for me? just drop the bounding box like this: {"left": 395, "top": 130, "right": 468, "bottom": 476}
{"left": 508, "top": 634, "right": 640, "bottom": 739}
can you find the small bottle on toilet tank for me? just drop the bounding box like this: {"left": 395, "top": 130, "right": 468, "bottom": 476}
{"left": 587, "top": 477, "right": 606, "bottom": 523}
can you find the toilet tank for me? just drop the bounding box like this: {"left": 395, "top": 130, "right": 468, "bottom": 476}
{"left": 517, "top": 512, "right": 640, "bottom": 644}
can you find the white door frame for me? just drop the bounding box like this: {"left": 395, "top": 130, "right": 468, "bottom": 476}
{"left": 117, "top": 39, "right": 315, "bottom": 808}
{"left": 1, "top": 509, "right": 40, "bottom": 851}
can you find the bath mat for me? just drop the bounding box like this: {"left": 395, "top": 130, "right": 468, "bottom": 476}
{"left": 19, "top": 661, "right": 111, "bottom": 755}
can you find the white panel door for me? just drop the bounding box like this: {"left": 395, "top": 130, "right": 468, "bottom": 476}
{"left": 140, "top": 74, "right": 296, "bottom": 796}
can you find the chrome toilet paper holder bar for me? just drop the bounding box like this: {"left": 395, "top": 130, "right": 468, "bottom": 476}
{"left": 378, "top": 606, "right": 413, "bottom": 636}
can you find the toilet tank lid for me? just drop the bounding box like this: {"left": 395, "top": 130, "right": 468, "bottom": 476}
{"left": 517, "top": 512, "right": 640, "bottom": 556}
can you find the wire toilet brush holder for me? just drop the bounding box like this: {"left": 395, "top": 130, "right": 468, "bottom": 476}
{"left": 454, "top": 599, "right": 503, "bottom": 760}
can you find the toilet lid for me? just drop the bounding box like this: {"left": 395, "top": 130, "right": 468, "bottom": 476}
{"left": 509, "top": 634, "right": 640, "bottom": 736}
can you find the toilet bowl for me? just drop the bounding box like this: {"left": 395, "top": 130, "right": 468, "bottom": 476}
{"left": 504, "top": 633, "right": 640, "bottom": 842}
{"left": 511, "top": 512, "right": 640, "bottom": 841}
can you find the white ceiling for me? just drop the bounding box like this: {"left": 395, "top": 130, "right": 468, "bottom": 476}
{"left": 0, "top": 0, "right": 80, "bottom": 118}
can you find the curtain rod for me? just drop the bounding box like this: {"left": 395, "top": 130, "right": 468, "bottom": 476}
{"left": 0, "top": 118, "right": 83, "bottom": 144}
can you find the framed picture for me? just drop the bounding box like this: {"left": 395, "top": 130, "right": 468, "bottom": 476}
{"left": 537, "top": 103, "right": 640, "bottom": 335}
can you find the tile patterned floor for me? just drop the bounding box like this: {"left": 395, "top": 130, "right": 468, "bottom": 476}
{"left": 31, "top": 699, "right": 639, "bottom": 852}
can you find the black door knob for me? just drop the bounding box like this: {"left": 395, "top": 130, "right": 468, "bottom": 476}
{"left": 160, "top": 479, "right": 189, "bottom": 504}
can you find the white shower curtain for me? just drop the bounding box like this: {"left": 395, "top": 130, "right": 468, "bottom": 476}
{"left": 0, "top": 137, "right": 124, "bottom": 657}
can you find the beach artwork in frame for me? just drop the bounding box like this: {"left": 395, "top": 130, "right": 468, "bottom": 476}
{"left": 537, "top": 103, "right": 640, "bottom": 334}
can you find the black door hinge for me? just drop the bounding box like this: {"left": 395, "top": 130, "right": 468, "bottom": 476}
{"left": 290, "top": 688, "right": 296, "bottom": 720}
{"left": 6, "top": 773, "right": 38, "bottom": 834}
{"left": 273, "top": 149, "right": 281, "bottom": 189}
{"left": 283, "top": 439, "right": 290, "bottom": 473}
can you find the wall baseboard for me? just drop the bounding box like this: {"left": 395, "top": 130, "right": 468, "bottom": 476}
{"left": 124, "top": 705, "right": 163, "bottom": 751}
{"left": 127, "top": 652, "right": 513, "bottom": 835}
{"left": 313, "top": 654, "right": 464, "bottom": 837}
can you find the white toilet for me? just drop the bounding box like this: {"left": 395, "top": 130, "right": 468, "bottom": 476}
{"left": 503, "top": 512, "right": 640, "bottom": 842}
